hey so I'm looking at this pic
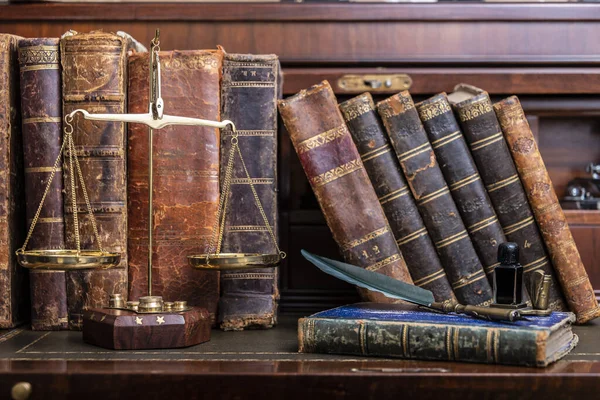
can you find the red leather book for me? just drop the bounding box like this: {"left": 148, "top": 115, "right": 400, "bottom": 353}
{"left": 61, "top": 31, "right": 130, "bottom": 330}
{"left": 279, "top": 81, "right": 413, "bottom": 303}
{"left": 128, "top": 50, "right": 222, "bottom": 324}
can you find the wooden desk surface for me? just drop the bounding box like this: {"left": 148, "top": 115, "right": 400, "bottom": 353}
{"left": 0, "top": 316, "right": 598, "bottom": 399}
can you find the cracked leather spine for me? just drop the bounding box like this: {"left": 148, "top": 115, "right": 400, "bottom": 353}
{"left": 61, "top": 32, "right": 129, "bottom": 330}
{"left": 339, "top": 93, "right": 456, "bottom": 304}
{"left": 218, "top": 53, "right": 281, "bottom": 331}
{"left": 416, "top": 93, "right": 506, "bottom": 282}
{"left": 377, "top": 91, "right": 492, "bottom": 307}
{"left": 128, "top": 50, "right": 222, "bottom": 324}
{"left": 19, "top": 37, "right": 68, "bottom": 330}
{"left": 494, "top": 96, "right": 598, "bottom": 323}
{"left": 449, "top": 87, "right": 567, "bottom": 312}
{"left": 278, "top": 81, "right": 413, "bottom": 303}
{"left": 0, "top": 34, "right": 28, "bottom": 328}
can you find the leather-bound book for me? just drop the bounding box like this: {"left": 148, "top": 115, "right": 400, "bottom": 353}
{"left": 218, "top": 52, "right": 281, "bottom": 330}
{"left": 278, "top": 81, "right": 413, "bottom": 303}
{"left": 416, "top": 93, "right": 506, "bottom": 281}
{"left": 61, "top": 32, "right": 130, "bottom": 330}
{"left": 0, "top": 34, "right": 28, "bottom": 328}
{"left": 494, "top": 96, "right": 600, "bottom": 323}
{"left": 448, "top": 85, "right": 567, "bottom": 312}
{"left": 128, "top": 50, "right": 222, "bottom": 323}
{"left": 339, "top": 93, "right": 455, "bottom": 303}
{"left": 377, "top": 91, "right": 493, "bottom": 307}
{"left": 19, "top": 38, "right": 68, "bottom": 330}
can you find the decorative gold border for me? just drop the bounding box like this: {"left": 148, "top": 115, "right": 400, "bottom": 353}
{"left": 297, "top": 125, "right": 349, "bottom": 154}
{"left": 341, "top": 227, "right": 389, "bottom": 251}
{"left": 310, "top": 158, "right": 362, "bottom": 188}
{"left": 417, "top": 100, "right": 451, "bottom": 122}
{"left": 366, "top": 254, "right": 402, "bottom": 271}
{"left": 457, "top": 97, "right": 493, "bottom": 122}
{"left": 340, "top": 97, "right": 374, "bottom": 122}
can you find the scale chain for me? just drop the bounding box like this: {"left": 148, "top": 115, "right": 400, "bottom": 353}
{"left": 205, "top": 130, "right": 286, "bottom": 262}
{"left": 18, "top": 134, "right": 68, "bottom": 253}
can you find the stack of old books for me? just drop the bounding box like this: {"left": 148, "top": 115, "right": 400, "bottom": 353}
{"left": 0, "top": 31, "right": 280, "bottom": 332}
{"left": 279, "top": 80, "right": 599, "bottom": 366}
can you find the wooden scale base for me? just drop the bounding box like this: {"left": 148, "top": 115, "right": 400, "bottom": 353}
{"left": 82, "top": 307, "right": 211, "bottom": 350}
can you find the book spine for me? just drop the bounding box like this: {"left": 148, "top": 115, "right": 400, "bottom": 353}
{"left": 377, "top": 91, "right": 492, "bottom": 306}
{"left": 339, "top": 93, "right": 456, "bottom": 303}
{"left": 128, "top": 51, "right": 222, "bottom": 323}
{"left": 416, "top": 93, "right": 506, "bottom": 281}
{"left": 451, "top": 92, "right": 567, "bottom": 312}
{"left": 278, "top": 81, "right": 413, "bottom": 303}
{"left": 18, "top": 38, "right": 68, "bottom": 330}
{"left": 61, "top": 32, "right": 129, "bottom": 330}
{"left": 494, "top": 96, "right": 600, "bottom": 324}
{"left": 218, "top": 53, "right": 280, "bottom": 330}
{"left": 298, "top": 317, "right": 544, "bottom": 367}
{"left": 0, "top": 34, "right": 27, "bottom": 328}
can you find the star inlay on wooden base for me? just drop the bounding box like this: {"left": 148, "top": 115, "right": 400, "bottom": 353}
{"left": 81, "top": 307, "right": 211, "bottom": 350}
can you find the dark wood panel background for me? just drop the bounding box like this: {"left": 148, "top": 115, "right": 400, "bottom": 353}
{"left": 2, "top": 3, "right": 600, "bottom": 313}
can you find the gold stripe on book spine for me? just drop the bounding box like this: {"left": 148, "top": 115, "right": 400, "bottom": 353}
{"left": 457, "top": 97, "right": 493, "bottom": 122}
{"left": 435, "top": 230, "right": 469, "bottom": 249}
{"left": 361, "top": 144, "right": 391, "bottom": 163}
{"left": 449, "top": 173, "right": 480, "bottom": 192}
{"left": 296, "top": 124, "right": 349, "bottom": 154}
{"left": 452, "top": 269, "right": 487, "bottom": 290}
{"left": 23, "top": 117, "right": 61, "bottom": 124}
{"left": 396, "top": 227, "right": 428, "bottom": 246}
{"left": 418, "top": 100, "right": 451, "bottom": 122}
{"left": 432, "top": 131, "right": 462, "bottom": 149}
{"left": 486, "top": 174, "right": 520, "bottom": 193}
{"left": 380, "top": 187, "right": 410, "bottom": 205}
{"left": 417, "top": 186, "right": 450, "bottom": 206}
{"left": 340, "top": 227, "right": 389, "bottom": 251}
{"left": 366, "top": 254, "right": 402, "bottom": 272}
{"left": 310, "top": 159, "right": 362, "bottom": 188}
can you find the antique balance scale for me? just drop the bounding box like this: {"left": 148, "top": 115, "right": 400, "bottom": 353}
{"left": 16, "top": 30, "right": 284, "bottom": 350}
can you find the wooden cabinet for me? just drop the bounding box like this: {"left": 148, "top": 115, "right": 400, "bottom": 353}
{"left": 2, "top": 2, "right": 600, "bottom": 313}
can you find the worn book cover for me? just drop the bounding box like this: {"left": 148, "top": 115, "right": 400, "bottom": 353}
{"left": 128, "top": 50, "right": 222, "bottom": 323}
{"left": 298, "top": 303, "right": 577, "bottom": 367}
{"left": 19, "top": 37, "right": 68, "bottom": 330}
{"left": 0, "top": 34, "right": 28, "bottom": 328}
{"left": 448, "top": 85, "right": 567, "bottom": 312}
{"left": 61, "top": 31, "right": 130, "bottom": 330}
{"left": 339, "top": 93, "right": 456, "bottom": 304}
{"left": 377, "top": 91, "right": 493, "bottom": 307}
{"left": 218, "top": 52, "right": 281, "bottom": 330}
{"left": 278, "top": 81, "right": 413, "bottom": 303}
{"left": 416, "top": 93, "right": 506, "bottom": 281}
{"left": 495, "top": 96, "right": 600, "bottom": 324}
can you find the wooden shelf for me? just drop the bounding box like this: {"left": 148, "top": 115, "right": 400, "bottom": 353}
{"left": 2, "top": 2, "right": 600, "bottom": 22}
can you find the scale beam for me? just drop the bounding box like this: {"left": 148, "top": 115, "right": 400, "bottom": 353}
{"left": 67, "top": 109, "right": 236, "bottom": 131}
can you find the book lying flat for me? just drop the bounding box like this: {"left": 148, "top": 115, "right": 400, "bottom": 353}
{"left": 298, "top": 303, "right": 577, "bottom": 367}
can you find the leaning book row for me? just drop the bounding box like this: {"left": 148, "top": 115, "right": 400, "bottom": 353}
{"left": 0, "top": 31, "right": 281, "bottom": 331}
{"left": 278, "top": 81, "right": 600, "bottom": 325}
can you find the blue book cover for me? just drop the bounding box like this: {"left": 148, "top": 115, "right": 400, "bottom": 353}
{"left": 298, "top": 303, "right": 577, "bottom": 367}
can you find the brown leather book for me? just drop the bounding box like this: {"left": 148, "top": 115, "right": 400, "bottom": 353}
{"left": 0, "top": 34, "right": 28, "bottom": 328}
{"left": 278, "top": 81, "right": 413, "bottom": 303}
{"left": 377, "top": 91, "right": 493, "bottom": 307}
{"left": 416, "top": 93, "right": 506, "bottom": 281}
{"left": 339, "top": 93, "right": 456, "bottom": 303}
{"left": 19, "top": 37, "right": 68, "bottom": 330}
{"left": 61, "top": 31, "right": 130, "bottom": 330}
{"left": 494, "top": 96, "right": 600, "bottom": 323}
{"left": 448, "top": 85, "right": 567, "bottom": 312}
{"left": 218, "top": 52, "right": 281, "bottom": 330}
{"left": 128, "top": 50, "right": 222, "bottom": 323}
